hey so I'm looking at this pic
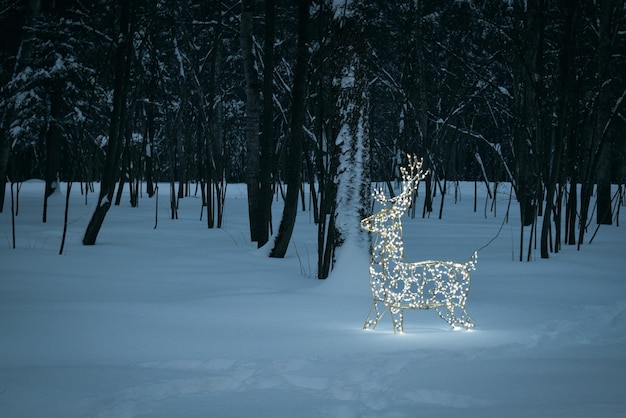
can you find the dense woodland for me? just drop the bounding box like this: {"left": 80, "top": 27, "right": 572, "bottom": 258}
{"left": 1, "top": 0, "right": 625, "bottom": 278}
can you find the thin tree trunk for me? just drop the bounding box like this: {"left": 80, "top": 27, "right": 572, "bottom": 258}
{"left": 422, "top": 174, "right": 433, "bottom": 217}
{"left": 59, "top": 181, "right": 72, "bottom": 255}
{"left": 578, "top": 0, "right": 623, "bottom": 245}
{"left": 304, "top": 143, "right": 319, "bottom": 224}
{"left": 438, "top": 177, "right": 446, "bottom": 219}
{"left": 259, "top": 0, "right": 276, "bottom": 247}
{"left": 10, "top": 181, "right": 16, "bottom": 248}
{"left": 83, "top": 0, "right": 134, "bottom": 245}
{"left": 43, "top": 90, "right": 63, "bottom": 223}
{"left": 566, "top": 180, "right": 577, "bottom": 245}
{"left": 554, "top": 183, "right": 564, "bottom": 253}
{"left": 270, "top": 0, "right": 311, "bottom": 258}
{"left": 114, "top": 115, "right": 133, "bottom": 206}
{"left": 594, "top": 0, "right": 623, "bottom": 225}
{"left": 144, "top": 97, "right": 155, "bottom": 198}
{"left": 241, "top": 0, "right": 263, "bottom": 244}
{"left": 15, "top": 182, "right": 21, "bottom": 216}
{"left": 154, "top": 183, "right": 159, "bottom": 229}
{"left": 169, "top": 121, "right": 179, "bottom": 220}
{"left": 541, "top": 0, "right": 575, "bottom": 258}
{"left": 214, "top": 94, "right": 226, "bottom": 228}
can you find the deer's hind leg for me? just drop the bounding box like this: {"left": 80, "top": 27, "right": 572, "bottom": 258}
{"left": 435, "top": 303, "right": 475, "bottom": 330}
{"left": 390, "top": 306, "right": 405, "bottom": 333}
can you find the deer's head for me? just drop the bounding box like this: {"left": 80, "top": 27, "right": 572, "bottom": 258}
{"left": 360, "top": 155, "right": 426, "bottom": 235}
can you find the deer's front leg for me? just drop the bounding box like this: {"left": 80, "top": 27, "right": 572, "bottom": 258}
{"left": 364, "top": 300, "right": 387, "bottom": 330}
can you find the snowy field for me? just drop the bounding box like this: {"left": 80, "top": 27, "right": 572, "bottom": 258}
{"left": 1, "top": 180, "right": 625, "bottom": 418}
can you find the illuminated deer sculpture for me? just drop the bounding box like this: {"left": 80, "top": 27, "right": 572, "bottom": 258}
{"left": 360, "top": 156, "right": 476, "bottom": 333}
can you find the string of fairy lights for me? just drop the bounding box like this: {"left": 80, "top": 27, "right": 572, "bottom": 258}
{"left": 361, "top": 156, "right": 476, "bottom": 333}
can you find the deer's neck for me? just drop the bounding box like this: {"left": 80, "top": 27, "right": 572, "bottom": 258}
{"left": 373, "top": 221, "right": 404, "bottom": 261}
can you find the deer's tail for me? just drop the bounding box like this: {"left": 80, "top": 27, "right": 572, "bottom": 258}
{"left": 466, "top": 251, "right": 478, "bottom": 271}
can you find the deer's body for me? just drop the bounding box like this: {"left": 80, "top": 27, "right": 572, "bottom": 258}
{"left": 361, "top": 157, "right": 476, "bottom": 332}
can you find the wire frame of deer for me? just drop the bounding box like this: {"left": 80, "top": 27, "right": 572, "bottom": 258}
{"left": 360, "top": 155, "right": 476, "bottom": 332}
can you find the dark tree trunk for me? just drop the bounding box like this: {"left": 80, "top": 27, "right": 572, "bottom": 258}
{"left": 316, "top": 172, "right": 333, "bottom": 280}
{"left": 309, "top": 1, "right": 333, "bottom": 278}
{"left": 177, "top": 120, "right": 187, "bottom": 201}
{"left": 241, "top": 0, "right": 264, "bottom": 244}
{"left": 422, "top": 173, "right": 433, "bottom": 217}
{"left": 169, "top": 113, "right": 181, "bottom": 220}
{"left": 304, "top": 140, "right": 319, "bottom": 224}
{"left": 270, "top": 0, "right": 311, "bottom": 258}
{"left": 596, "top": 182, "right": 613, "bottom": 225}
{"left": 205, "top": 4, "right": 226, "bottom": 229}
{"left": 213, "top": 82, "right": 226, "bottom": 228}
{"left": 578, "top": 0, "right": 623, "bottom": 245}
{"left": 510, "top": 0, "right": 545, "bottom": 261}
{"left": 540, "top": 136, "right": 564, "bottom": 257}
{"left": 0, "top": 138, "right": 10, "bottom": 212}
{"left": 541, "top": 0, "right": 576, "bottom": 258}
{"left": 10, "top": 181, "right": 16, "bottom": 248}
{"left": 114, "top": 114, "right": 133, "bottom": 206}
{"left": 59, "top": 181, "right": 72, "bottom": 255}
{"left": 83, "top": 0, "right": 134, "bottom": 245}
{"left": 43, "top": 91, "right": 63, "bottom": 223}
{"left": 258, "top": 0, "right": 276, "bottom": 247}
{"left": 414, "top": 0, "right": 429, "bottom": 165}
{"left": 438, "top": 178, "right": 446, "bottom": 220}
{"left": 144, "top": 102, "right": 155, "bottom": 198}
{"left": 565, "top": 179, "right": 577, "bottom": 245}
{"left": 594, "top": 0, "right": 621, "bottom": 226}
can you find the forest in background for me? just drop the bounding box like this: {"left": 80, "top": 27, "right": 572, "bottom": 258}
{"left": 0, "top": 0, "right": 625, "bottom": 278}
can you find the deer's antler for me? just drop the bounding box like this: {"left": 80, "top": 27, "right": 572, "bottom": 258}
{"left": 370, "top": 155, "right": 426, "bottom": 207}
{"left": 372, "top": 188, "right": 389, "bottom": 205}
{"left": 399, "top": 155, "right": 425, "bottom": 183}
{"left": 397, "top": 155, "right": 426, "bottom": 197}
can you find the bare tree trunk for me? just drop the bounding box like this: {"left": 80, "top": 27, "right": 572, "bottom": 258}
{"left": 213, "top": 81, "right": 226, "bottom": 229}
{"left": 270, "top": 0, "right": 311, "bottom": 258}
{"left": 541, "top": 0, "right": 576, "bottom": 258}
{"left": 594, "top": 0, "right": 623, "bottom": 226}
{"left": 258, "top": 0, "right": 276, "bottom": 247}
{"left": 153, "top": 183, "right": 159, "bottom": 229}
{"left": 565, "top": 179, "right": 577, "bottom": 245}
{"left": 114, "top": 114, "right": 133, "bottom": 206}
{"left": 10, "top": 181, "right": 16, "bottom": 248}
{"left": 43, "top": 91, "right": 63, "bottom": 223}
{"left": 240, "top": 0, "right": 264, "bottom": 244}
{"left": 177, "top": 121, "right": 187, "bottom": 201}
{"left": 596, "top": 148, "right": 612, "bottom": 225}
{"left": 0, "top": 136, "right": 10, "bottom": 212}
{"left": 318, "top": 0, "right": 370, "bottom": 279}
{"left": 510, "top": 0, "right": 545, "bottom": 261}
{"left": 422, "top": 174, "right": 433, "bottom": 217}
{"left": 59, "top": 181, "right": 72, "bottom": 255}
{"left": 414, "top": 0, "right": 429, "bottom": 162}
{"left": 169, "top": 115, "right": 180, "bottom": 220}
{"left": 144, "top": 100, "right": 155, "bottom": 198}
{"left": 83, "top": 0, "right": 134, "bottom": 245}
{"left": 304, "top": 141, "right": 319, "bottom": 224}
{"left": 578, "top": 0, "right": 624, "bottom": 246}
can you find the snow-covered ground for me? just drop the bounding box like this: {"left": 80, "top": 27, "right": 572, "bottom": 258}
{"left": 1, "top": 180, "right": 625, "bottom": 418}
